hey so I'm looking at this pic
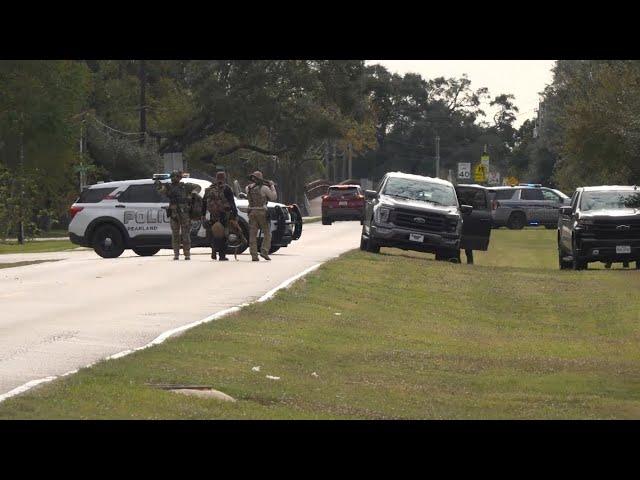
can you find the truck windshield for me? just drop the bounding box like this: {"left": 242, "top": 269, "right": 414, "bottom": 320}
{"left": 382, "top": 177, "right": 457, "bottom": 206}
{"left": 580, "top": 191, "right": 640, "bottom": 211}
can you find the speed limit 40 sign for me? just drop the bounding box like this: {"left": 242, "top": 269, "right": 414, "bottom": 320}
{"left": 458, "top": 162, "right": 471, "bottom": 179}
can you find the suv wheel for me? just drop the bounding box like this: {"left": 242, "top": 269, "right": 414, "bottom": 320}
{"left": 132, "top": 247, "right": 160, "bottom": 257}
{"left": 92, "top": 225, "right": 125, "bottom": 258}
{"left": 507, "top": 212, "right": 526, "bottom": 230}
{"left": 322, "top": 217, "right": 332, "bottom": 225}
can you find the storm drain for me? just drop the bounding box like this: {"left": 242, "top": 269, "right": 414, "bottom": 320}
{"left": 148, "top": 384, "right": 236, "bottom": 403}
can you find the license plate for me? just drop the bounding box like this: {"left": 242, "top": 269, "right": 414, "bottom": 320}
{"left": 616, "top": 245, "right": 631, "bottom": 254}
{"left": 339, "top": 201, "right": 348, "bottom": 206}
{"left": 409, "top": 233, "right": 424, "bottom": 243}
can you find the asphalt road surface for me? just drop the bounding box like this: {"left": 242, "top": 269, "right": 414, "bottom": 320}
{"left": 0, "top": 222, "right": 361, "bottom": 397}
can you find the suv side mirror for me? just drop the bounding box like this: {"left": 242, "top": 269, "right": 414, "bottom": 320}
{"left": 560, "top": 206, "right": 573, "bottom": 216}
{"left": 364, "top": 190, "right": 378, "bottom": 200}
{"left": 460, "top": 204, "right": 473, "bottom": 215}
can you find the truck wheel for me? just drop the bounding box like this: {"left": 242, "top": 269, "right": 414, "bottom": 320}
{"left": 132, "top": 247, "right": 160, "bottom": 257}
{"left": 558, "top": 247, "right": 572, "bottom": 270}
{"left": 269, "top": 246, "right": 280, "bottom": 254}
{"left": 92, "top": 225, "right": 125, "bottom": 258}
{"left": 507, "top": 212, "right": 526, "bottom": 230}
{"left": 571, "top": 239, "right": 587, "bottom": 270}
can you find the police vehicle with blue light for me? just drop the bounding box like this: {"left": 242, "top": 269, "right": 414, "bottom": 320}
{"left": 68, "top": 174, "right": 303, "bottom": 258}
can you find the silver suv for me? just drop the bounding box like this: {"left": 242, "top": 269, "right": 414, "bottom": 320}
{"left": 489, "top": 184, "right": 570, "bottom": 229}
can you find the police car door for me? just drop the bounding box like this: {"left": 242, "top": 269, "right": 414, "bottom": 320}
{"left": 455, "top": 185, "right": 492, "bottom": 251}
{"left": 117, "top": 183, "right": 169, "bottom": 243}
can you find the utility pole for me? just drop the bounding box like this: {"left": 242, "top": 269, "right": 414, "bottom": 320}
{"left": 17, "top": 119, "right": 25, "bottom": 245}
{"left": 435, "top": 135, "right": 440, "bottom": 178}
{"left": 139, "top": 60, "right": 147, "bottom": 146}
{"left": 347, "top": 142, "right": 353, "bottom": 180}
{"left": 79, "top": 117, "right": 86, "bottom": 192}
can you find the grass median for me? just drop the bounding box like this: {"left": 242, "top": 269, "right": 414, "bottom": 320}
{"left": 1, "top": 227, "right": 640, "bottom": 419}
{"left": 0, "top": 239, "right": 81, "bottom": 255}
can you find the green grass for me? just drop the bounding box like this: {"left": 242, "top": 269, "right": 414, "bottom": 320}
{"left": 0, "top": 240, "right": 83, "bottom": 255}
{"left": 303, "top": 216, "right": 321, "bottom": 224}
{"left": 0, "top": 260, "right": 60, "bottom": 269}
{"left": 1, "top": 228, "right": 640, "bottom": 419}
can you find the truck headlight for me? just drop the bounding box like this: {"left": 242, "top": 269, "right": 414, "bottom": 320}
{"left": 374, "top": 206, "right": 392, "bottom": 224}
{"left": 576, "top": 218, "right": 594, "bottom": 229}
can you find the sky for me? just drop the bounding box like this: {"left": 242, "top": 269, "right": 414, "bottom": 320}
{"left": 367, "top": 60, "right": 556, "bottom": 127}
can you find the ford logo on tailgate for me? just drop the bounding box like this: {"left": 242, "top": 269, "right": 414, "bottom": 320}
{"left": 413, "top": 217, "right": 426, "bottom": 224}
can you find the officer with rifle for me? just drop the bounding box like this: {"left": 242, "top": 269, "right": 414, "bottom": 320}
{"left": 201, "top": 171, "right": 238, "bottom": 261}
{"left": 245, "top": 170, "right": 277, "bottom": 261}
{"left": 155, "top": 171, "right": 201, "bottom": 260}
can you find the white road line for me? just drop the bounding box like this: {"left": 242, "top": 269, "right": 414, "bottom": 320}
{"left": 0, "top": 262, "right": 323, "bottom": 404}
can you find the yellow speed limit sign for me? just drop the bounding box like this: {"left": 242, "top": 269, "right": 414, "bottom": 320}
{"left": 474, "top": 163, "right": 488, "bottom": 182}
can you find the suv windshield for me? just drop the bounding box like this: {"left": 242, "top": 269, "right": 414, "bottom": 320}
{"left": 382, "top": 177, "right": 457, "bottom": 206}
{"left": 580, "top": 190, "right": 640, "bottom": 211}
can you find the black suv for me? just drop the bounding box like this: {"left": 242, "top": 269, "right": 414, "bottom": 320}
{"left": 359, "top": 172, "right": 491, "bottom": 261}
{"left": 558, "top": 185, "right": 640, "bottom": 270}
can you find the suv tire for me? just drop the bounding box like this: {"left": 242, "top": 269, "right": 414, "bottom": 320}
{"left": 322, "top": 217, "right": 332, "bottom": 225}
{"left": 132, "top": 247, "right": 160, "bottom": 257}
{"left": 507, "top": 212, "right": 526, "bottom": 230}
{"left": 92, "top": 224, "right": 125, "bottom": 258}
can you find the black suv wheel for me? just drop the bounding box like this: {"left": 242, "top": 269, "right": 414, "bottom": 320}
{"left": 507, "top": 212, "right": 526, "bottom": 230}
{"left": 322, "top": 217, "right": 332, "bottom": 225}
{"left": 133, "top": 247, "right": 160, "bottom": 256}
{"left": 92, "top": 224, "right": 125, "bottom": 258}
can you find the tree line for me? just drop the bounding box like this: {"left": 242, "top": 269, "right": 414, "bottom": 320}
{"left": 4, "top": 59, "right": 634, "bottom": 239}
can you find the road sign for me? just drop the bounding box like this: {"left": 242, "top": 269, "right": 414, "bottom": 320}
{"left": 481, "top": 153, "right": 490, "bottom": 167}
{"left": 474, "top": 163, "right": 488, "bottom": 182}
{"left": 488, "top": 171, "right": 501, "bottom": 186}
{"left": 503, "top": 176, "right": 519, "bottom": 186}
{"left": 457, "top": 162, "right": 471, "bottom": 180}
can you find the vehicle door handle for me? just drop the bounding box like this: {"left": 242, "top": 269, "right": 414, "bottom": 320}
{"left": 116, "top": 205, "right": 126, "bottom": 208}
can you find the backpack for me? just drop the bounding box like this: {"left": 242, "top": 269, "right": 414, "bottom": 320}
{"left": 189, "top": 193, "right": 203, "bottom": 220}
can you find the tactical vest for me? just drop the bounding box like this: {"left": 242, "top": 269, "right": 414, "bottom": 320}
{"left": 247, "top": 184, "right": 267, "bottom": 209}
{"left": 166, "top": 183, "right": 190, "bottom": 214}
{"left": 206, "top": 183, "right": 231, "bottom": 214}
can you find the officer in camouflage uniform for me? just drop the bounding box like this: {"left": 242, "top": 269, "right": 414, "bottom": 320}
{"left": 201, "top": 171, "right": 238, "bottom": 261}
{"left": 155, "top": 170, "right": 201, "bottom": 260}
{"left": 246, "top": 170, "right": 277, "bottom": 261}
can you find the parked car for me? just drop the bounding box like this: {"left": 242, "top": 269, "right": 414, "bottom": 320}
{"left": 68, "top": 175, "right": 303, "bottom": 258}
{"left": 558, "top": 185, "right": 640, "bottom": 270}
{"left": 321, "top": 184, "right": 365, "bottom": 225}
{"left": 360, "top": 172, "right": 490, "bottom": 261}
{"left": 488, "top": 184, "right": 570, "bottom": 229}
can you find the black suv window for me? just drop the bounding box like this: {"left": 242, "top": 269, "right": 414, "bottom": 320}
{"left": 493, "top": 189, "right": 515, "bottom": 200}
{"left": 78, "top": 187, "right": 116, "bottom": 203}
{"left": 118, "top": 184, "right": 167, "bottom": 203}
{"left": 457, "top": 187, "right": 487, "bottom": 209}
{"left": 521, "top": 189, "right": 544, "bottom": 201}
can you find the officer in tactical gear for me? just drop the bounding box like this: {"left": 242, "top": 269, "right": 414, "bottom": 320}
{"left": 246, "top": 170, "right": 277, "bottom": 261}
{"left": 201, "top": 171, "right": 238, "bottom": 261}
{"left": 155, "top": 170, "right": 201, "bottom": 260}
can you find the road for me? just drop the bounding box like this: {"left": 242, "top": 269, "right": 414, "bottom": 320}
{"left": 0, "top": 222, "right": 361, "bottom": 397}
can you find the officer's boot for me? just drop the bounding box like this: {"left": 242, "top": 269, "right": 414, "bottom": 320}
{"left": 173, "top": 249, "right": 180, "bottom": 261}
{"left": 218, "top": 251, "right": 228, "bottom": 261}
{"left": 184, "top": 248, "right": 191, "bottom": 261}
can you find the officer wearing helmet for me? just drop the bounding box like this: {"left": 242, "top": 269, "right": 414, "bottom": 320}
{"left": 201, "top": 171, "right": 238, "bottom": 261}
{"left": 155, "top": 170, "right": 201, "bottom": 260}
{"left": 246, "top": 170, "right": 277, "bottom": 261}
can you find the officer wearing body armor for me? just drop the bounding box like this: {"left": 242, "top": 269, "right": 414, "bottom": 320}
{"left": 201, "top": 171, "right": 238, "bottom": 261}
{"left": 245, "top": 170, "right": 277, "bottom": 261}
{"left": 155, "top": 170, "right": 201, "bottom": 260}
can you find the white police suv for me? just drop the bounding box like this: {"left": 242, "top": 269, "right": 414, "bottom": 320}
{"left": 68, "top": 174, "right": 303, "bottom": 258}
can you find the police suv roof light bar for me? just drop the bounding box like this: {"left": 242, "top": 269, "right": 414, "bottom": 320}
{"left": 519, "top": 183, "right": 542, "bottom": 187}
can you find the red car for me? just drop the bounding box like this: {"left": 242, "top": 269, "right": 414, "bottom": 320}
{"left": 321, "top": 184, "right": 365, "bottom": 225}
